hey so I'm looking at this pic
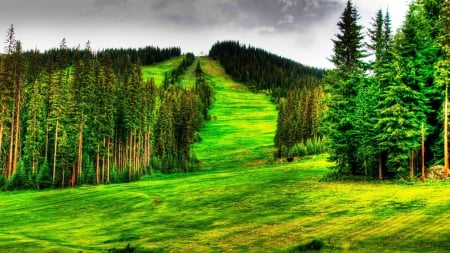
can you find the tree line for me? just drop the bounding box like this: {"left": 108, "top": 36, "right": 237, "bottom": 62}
{"left": 0, "top": 27, "right": 213, "bottom": 190}
{"left": 324, "top": 0, "right": 450, "bottom": 179}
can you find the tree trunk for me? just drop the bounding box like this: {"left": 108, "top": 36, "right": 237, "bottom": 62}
{"left": 421, "top": 124, "right": 425, "bottom": 182}
{"left": 410, "top": 150, "right": 414, "bottom": 179}
{"left": 102, "top": 137, "right": 106, "bottom": 183}
{"left": 444, "top": 85, "right": 449, "bottom": 178}
{"left": 61, "top": 167, "right": 65, "bottom": 188}
{"left": 52, "top": 119, "right": 59, "bottom": 183}
{"left": 106, "top": 138, "right": 110, "bottom": 183}
{"left": 77, "top": 122, "right": 83, "bottom": 184}
{"left": 7, "top": 102, "right": 15, "bottom": 178}
{"left": 96, "top": 144, "right": 100, "bottom": 184}
{"left": 13, "top": 87, "right": 21, "bottom": 175}
{"left": 378, "top": 154, "right": 383, "bottom": 180}
{"left": 0, "top": 123, "right": 3, "bottom": 167}
{"left": 128, "top": 130, "right": 133, "bottom": 182}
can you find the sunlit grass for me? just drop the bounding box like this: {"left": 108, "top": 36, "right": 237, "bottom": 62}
{"left": 192, "top": 57, "right": 277, "bottom": 170}
{"left": 142, "top": 56, "right": 184, "bottom": 85}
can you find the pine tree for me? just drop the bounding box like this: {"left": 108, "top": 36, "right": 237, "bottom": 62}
{"left": 380, "top": 1, "right": 438, "bottom": 177}
{"left": 367, "top": 9, "right": 394, "bottom": 179}
{"left": 435, "top": 0, "right": 450, "bottom": 176}
{"left": 323, "top": 0, "right": 365, "bottom": 175}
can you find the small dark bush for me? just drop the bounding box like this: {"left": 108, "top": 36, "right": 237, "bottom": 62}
{"left": 107, "top": 243, "right": 165, "bottom": 253}
{"left": 290, "top": 239, "right": 324, "bottom": 252}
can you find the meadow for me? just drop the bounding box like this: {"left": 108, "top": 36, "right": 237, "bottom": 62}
{"left": 1, "top": 57, "right": 450, "bottom": 252}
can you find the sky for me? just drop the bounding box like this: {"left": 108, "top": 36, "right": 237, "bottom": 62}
{"left": 0, "top": 0, "right": 409, "bottom": 68}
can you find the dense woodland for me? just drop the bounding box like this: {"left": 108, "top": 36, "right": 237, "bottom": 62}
{"left": 324, "top": 0, "right": 450, "bottom": 179}
{"left": 0, "top": 29, "right": 213, "bottom": 190}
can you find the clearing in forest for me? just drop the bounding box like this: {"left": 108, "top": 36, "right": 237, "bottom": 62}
{"left": 193, "top": 57, "right": 278, "bottom": 170}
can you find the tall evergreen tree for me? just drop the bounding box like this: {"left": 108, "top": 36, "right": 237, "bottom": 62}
{"left": 435, "top": 0, "right": 450, "bottom": 176}
{"left": 323, "top": 0, "right": 366, "bottom": 176}
{"left": 377, "top": 2, "right": 436, "bottom": 177}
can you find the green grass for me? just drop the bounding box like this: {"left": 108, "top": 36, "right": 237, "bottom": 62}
{"left": 192, "top": 57, "right": 277, "bottom": 170}
{"left": 2, "top": 57, "right": 450, "bottom": 252}
{"left": 142, "top": 56, "right": 184, "bottom": 85}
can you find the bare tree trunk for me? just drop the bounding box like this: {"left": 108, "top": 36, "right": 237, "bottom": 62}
{"left": 96, "top": 144, "right": 100, "bottom": 184}
{"left": 61, "top": 167, "right": 65, "bottom": 188}
{"left": 410, "top": 150, "right": 414, "bottom": 179}
{"left": 53, "top": 119, "right": 59, "bottom": 183}
{"left": 444, "top": 85, "right": 449, "bottom": 178}
{"left": 102, "top": 138, "right": 105, "bottom": 183}
{"left": 421, "top": 124, "right": 425, "bottom": 182}
{"left": 77, "top": 122, "right": 83, "bottom": 184}
{"left": 0, "top": 123, "right": 3, "bottom": 166}
{"left": 106, "top": 138, "right": 110, "bottom": 183}
{"left": 13, "top": 87, "right": 21, "bottom": 175}
{"left": 378, "top": 155, "right": 383, "bottom": 180}
{"left": 7, "top": 102, "right": 15, "bottom": 178}
{"left": 128, "top": 130, "right": 132, "bottom": 182}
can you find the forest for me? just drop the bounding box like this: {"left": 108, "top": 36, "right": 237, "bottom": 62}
{"left": 323, "top": 0, "right": 450, "bottom": 180}
{"left": 0, "top": 30, "right": 213, "bottom": 190}
{"left": 212, "top": 0, "right": 450, "bottom": 180}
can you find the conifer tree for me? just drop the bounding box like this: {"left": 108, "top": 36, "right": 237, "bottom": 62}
{"left": 377, "top": 2, "right": 434, "bottom": 177}
{"left": 323, "top": 0, "right": 365, "bottom": 175}
{"left": 435, "top": 0, "right": 450, "bottom": 176}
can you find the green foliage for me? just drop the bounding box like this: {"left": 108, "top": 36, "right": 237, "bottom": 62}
{"left": 37, "top": 159, "right": 52, "bottom": 189}
{"left": 323, "top": 1, "right": 366, "bottom": 177}
{"left": 7, "top": 160, "right": 32, "bottom": 190}
{"left": 209, "top": 40, "right": 323, "bottom": 98}
{"left": 289, "top": 239, "right": 324, "bottom": 252}
{"left": 275, "top": 87, "right": 324, "bottom": 158}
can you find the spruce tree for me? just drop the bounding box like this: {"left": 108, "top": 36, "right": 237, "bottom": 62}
{"left": 377, "top": 2, "right": 435, "bottom": 177}
{"left": 435, "top": 0, "right": 450, "bottom": 176}
{"left": 323, "top": 0, "right": 365, "bottom": 175}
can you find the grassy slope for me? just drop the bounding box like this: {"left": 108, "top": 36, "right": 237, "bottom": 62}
{"left": 141, "top": 56, "right": 184, "bottom": 85}
{"left": 2, "top": 58, "right": 450, "bottom": 252}
{"left": 193, "top": 57, "right": 277, "bottom": 170}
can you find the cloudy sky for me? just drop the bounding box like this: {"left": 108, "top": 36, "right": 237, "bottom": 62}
{"left": 0, "top": 0, "right": 409, "bottom": 68}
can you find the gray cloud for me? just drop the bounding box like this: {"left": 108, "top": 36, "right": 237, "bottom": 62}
{"left": 0, "top": 0, "right": 407, "bottom": 68}
{"left": 140, "top": 0, "right": 343, "bottom": 33}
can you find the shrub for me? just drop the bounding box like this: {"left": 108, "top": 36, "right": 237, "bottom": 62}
{"left": 37, "top": 159, "right": 52, "bottom": 189}
{"left": 290, "top": 239, "right": 324, "bottom": 252}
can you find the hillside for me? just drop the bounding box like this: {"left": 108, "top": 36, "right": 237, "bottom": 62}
{"left": 1, "top": 58, "right": 450, "bottom": 252}
{"left": 193, "top": 57, "right": 277, "bottom": 170}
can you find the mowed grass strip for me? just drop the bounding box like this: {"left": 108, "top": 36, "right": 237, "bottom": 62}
{"left": 193, "top": 57, "right": 277, "bottom": 169}
{"left": 142, "top": 56, "right": 184, "bottom": 85}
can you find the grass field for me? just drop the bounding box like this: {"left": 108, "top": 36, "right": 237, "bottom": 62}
{"left": 192, "top": 57, "right": 277, "bottom": 170}
{"left": 142, "top": 56, "right": 184, "bottom": 85}
{"left": 2, "top": 57, "right": 450, "bottom": 252}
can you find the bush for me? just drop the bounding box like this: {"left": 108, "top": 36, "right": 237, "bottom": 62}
{"left": 290, "top": 239, "right": 324, "bottom": 252}
{"left": 37, "top": 159, "right": 52, "bottom": 189}
{"left": 0, "top": 173, "right": 5, "bottom": 191}
{"left": 7, "top": 160, "right": 33, "bottom": 190}
{"left": 109, "top": 166, "right": 125, "bottom": 184}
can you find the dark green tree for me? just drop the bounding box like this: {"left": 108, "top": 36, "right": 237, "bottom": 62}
{"left": 323, "top": 0, "right": 366, "bottom": 176}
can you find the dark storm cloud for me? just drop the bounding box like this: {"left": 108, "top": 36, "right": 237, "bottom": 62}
{"left": 143, "top": 0, "right": 343, "bottom": 33}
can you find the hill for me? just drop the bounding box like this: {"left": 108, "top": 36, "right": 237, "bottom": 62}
{"left": 1, "top": 57, "right": 450, "bottom": 252}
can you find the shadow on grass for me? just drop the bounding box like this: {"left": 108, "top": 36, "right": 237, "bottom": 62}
{"left": 107, "top": 243, "right": 165, "bottom": 253}
{"left": 288, "top": 239, "right": 324, "bottom": 252}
